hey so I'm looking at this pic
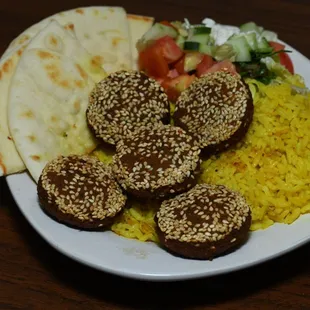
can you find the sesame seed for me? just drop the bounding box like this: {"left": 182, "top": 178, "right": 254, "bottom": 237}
{"left": 39, "top": 155, "right": 127, "bottom": 225}
{"left": 112, "top": 124, "right": 201, "bottom": 198}
{"left": 157, "top": 183, "right": 251, "bottom": 243}
{"left": 174, "top": 71, "right": 253, "bottom": 151}
{"left": 86, "top": 70, "right": 170, "bottom": 145}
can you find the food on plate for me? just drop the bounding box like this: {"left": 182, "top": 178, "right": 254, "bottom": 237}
{"left": 111, "top": 199, "right": 160, "bottom": 242}
{"left": 201, "top": 78, "right": 310, "bottom": 230}
{"left": 8, "top": 21, "right": 106, "bottom": 183}
{"left": 136, "top": 18, "right": 296, "bottom": 101}
{"left": 1, "top": 6, "right": 309, "bottom": 260}
{"left": 0, "top": 7, "right": 153, "bottom": 178}
{"left": 127, "top": 14, "right": 155, "bottom": 70}
{"left": 155, "top": 183, "right": 251, "bottom": 259}
{"left": 37, "top": 155, "right": 127, "bottom": 230}
{"left": 2, "top": 6, "right": 133, "bottom": 74}
{"left": 86, "top": 70, "right": 170, "bottom": 145}
{"left": 174, "top": 70, "right": 254, "bottom": 154}
{"left": 96, "top": 74, "right": 309, "bottom": 241}
{"left": 0, "top": 47, "right": 26, "bottom": 176}
{"left": 112, "top": 124, "right": 201, "bottom": 199}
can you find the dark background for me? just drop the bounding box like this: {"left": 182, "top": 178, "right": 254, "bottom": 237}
{"left": 1, "top": 1, "right": 310, "bottom": 309}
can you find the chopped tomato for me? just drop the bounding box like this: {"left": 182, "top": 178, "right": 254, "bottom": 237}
{"left": 167, "top": 69, "right": 179, "bottom": 78}
{"left": 155, "top": 36, "right": 184, "bottom": 64}
{"left": 163, "top": 86, "right": 180, "bottom": 102}
{"left": 174, "top": 56, "right": 186, "bottom": 74}
{"left": 161, "top": 74, "right": 195, "bottom": 102}
{"left": 138, "top": 45, "right": 169, "bottom": 78}
{"left": 196, "top": 55, "right": 215, "bottom": 77}
{"left": 269, "top": 41, "right": 285, "bottom": 51}
{"left": 279, "top": 52, "right": 294, "bottom": 74}
{"left": 269, "top": 41, "right": 294, "bottom": 74}
{"left": 198, "top": 59, "right": 237, "bottom": 76}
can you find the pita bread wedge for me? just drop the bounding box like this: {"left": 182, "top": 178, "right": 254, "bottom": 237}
{"left": 8, "top": 22, "right": 107, "bottom": 183}
{"left": 0, "top": 47, "right": 27, "bottom": 176}
{"left": 127, "top": 14, "right": 154, "bottom": 69}
{"left": 0, "top": 7, "right": 154, "bottom": 178}
{"left": 2, "top": 6, "right": 133, "bottom": 73}
{"left": 2, "top": 7, "right": 154, "bottom": 70}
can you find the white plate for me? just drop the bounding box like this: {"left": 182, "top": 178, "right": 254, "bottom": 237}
{"left": 6, "top": 41, "right": 310, "bottom": 282}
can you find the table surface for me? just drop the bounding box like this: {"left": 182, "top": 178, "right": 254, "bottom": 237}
{"left": 1, "top": 0, "right": 310, "bottom": 309}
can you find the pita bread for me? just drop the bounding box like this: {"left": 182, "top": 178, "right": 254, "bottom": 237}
{"left": 0, "top": 7, "right": 154, "bottom": 178}
{"left": 2, "top": 8, "right": 154, "bottom": 70}
{"left": 8, "top": 22, "right": 107, "bottom": 182}
{"left": 2, "top": 6, "right": 134, "bottom": 73}
{"left": 0, "top": 47, "right": 27, "bottom": 176}
{"left": 127, "top": 14, "right": 154, "bottom": 69}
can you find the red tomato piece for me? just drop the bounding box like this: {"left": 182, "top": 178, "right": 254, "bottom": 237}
{"left": 196, "top": 55, "right": 215, "bottom": 77}
{"left": 269, "top": 41, "right": 294, "bottom": 74}
{"left": 138, "top": 45, "right": 169, "bottom": 78}
{"left": 167, "top": 69, "right": 179, "bottom": 79}
{"left": 155, "top": 36, "right": 184, "bottom": 64}
{"left": 174, "top": 56, "right": 186, "bottom": 74}
{"left": 269, "top": 41, "right": 285, "bottom": 51}
{"left": 279, "top": 52, "right": 294, "bottom": 74}
{"left": 198, "top": 59, "right": 237, "bottom": 76}
{"left": 161, "top": 74, "right": 196, "bottom": 102}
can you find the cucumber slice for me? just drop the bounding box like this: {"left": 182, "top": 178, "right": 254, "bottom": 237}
{"left": 257, "top": 37, "right": 273, "bottom": 53}
{"left": 190, "top": 26, "right": 211, "bottom": 36}
{"left": 184, "top": 41, "right": 200, "bottom": 51}
{"left": 190, "top": 34, "right": 211, "bottom": 45}
{"left": 261, "top": 30, "right": 278, "bottom": 41}
{"left": 199, "top": 44, "right": 214, "bottom": 56}
{"left": 213, "top": 44, "right": 236, "bottom": 61}
{"left": 240, "top": 22, "right": 263, "bottom": 34}
{"left": 227, "top": 36, "right": 252, "bottom": 62}
{"left": 137, "top": 23, "right": 178, "bottom": 51}
{"left": 176, "top": 35, "right": 185, "bottom": 49}
{"left": 243, "top": 32, "right": 258, "bottom": 50}
{"left": 184, "top": 52, "right": 204, "bottom": 72}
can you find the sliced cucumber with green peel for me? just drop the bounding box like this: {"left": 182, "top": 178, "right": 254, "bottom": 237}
{"left": 183, "top": 41, "right": 200, "bottom": 51}
{"left": 176, "top": 35, "right": 185, "bottom": 49}
{"left": 240, "top": 22, "right": 278, "bottom": 42}
{"left": 184, "top": 52, "right": 204, "bottom": 72}
{"left": 240, "top": 22, "right": 263, "bottom": 34}
{"left": 261, "top": 30, "right": 278, "bottom": 41}
{"left": 243, "top": 32, "right": 258, "bottom": 50}
{"left": 190, "top": 34, "right": 211, "bottom": 45}
{"left": 257, "top": 37, "right": 273, "bottom": 53}
{"left": 227, "top": 36, "right": 252, "bottom": 62}
{"left": 213, "top": 44, "right": 236, "bottom": 61}
{"left": 199, "top": 44, "right": 214, "bottom": 56}
{"left": 189, "top": 26, "right": 211, "bottom": 36}
{"left": 136, "top": 23, "right": 178, "bottom": 51}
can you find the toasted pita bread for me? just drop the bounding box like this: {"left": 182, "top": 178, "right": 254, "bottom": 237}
{"left": 2, "top": 8, "right": 153, "bottom": 70}
{"left": 0, "top": 47, "right": 27, "bottom": 176}
{"left": 0, "top": 7, "right": 154, "bottom": 178}
{"left": 8, "top": 21, "right": 107, "bottom": 182}
{"left": 127, "top": 14, "right": 154, "bottom": 69}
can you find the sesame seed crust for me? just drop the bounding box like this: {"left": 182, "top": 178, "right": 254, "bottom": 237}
{"left": 156, "top": 183, "right": 251, "bottom": 260}
{"left": 112, "top": 124, "right": 201, "bottom": 199}
{"left": 174, "top": 71, "right": 254, "bottom": 154}
{"left": 37, "top": 155, "right": 127, "bottom": 230}
{"left": 86, "top": 70, "right": 170, "bottom": 145}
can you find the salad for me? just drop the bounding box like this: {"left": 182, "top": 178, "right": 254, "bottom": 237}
{"left": 137, "top": 18, "right": 295, "bottom": 101}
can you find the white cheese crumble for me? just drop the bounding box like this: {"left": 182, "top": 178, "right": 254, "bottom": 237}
{"left": 202, "top": 18, "right": 240, "bottom": 46}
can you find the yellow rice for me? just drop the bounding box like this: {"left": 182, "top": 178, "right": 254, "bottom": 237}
{"left": 93, "top": 76, "right": 310, "bottom": 242}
